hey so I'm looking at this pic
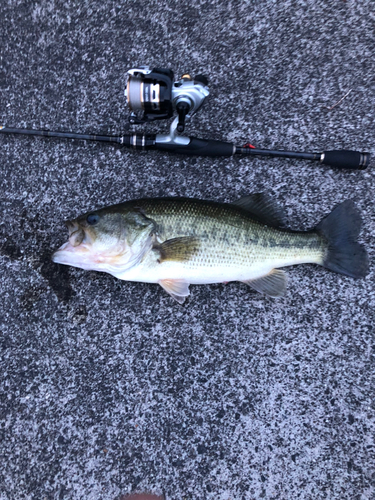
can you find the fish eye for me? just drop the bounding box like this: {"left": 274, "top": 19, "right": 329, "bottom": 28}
{"left": 86, "top": 213, "right": 100, "bottom": 225}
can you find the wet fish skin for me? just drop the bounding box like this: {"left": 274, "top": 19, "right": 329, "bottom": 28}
{"left": 52, "top": 195, "right": 368, "bottom": 303}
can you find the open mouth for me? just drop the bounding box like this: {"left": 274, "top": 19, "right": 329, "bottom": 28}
{"left": 52, "top": 221, "right": 91, "bottom": 267}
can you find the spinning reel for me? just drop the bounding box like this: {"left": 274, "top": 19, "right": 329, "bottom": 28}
{"left": 126, "top": 67, "right": 209, "bottom": 131}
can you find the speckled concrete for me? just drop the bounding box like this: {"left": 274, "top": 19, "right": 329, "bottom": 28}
{"left": 0, "top": 1, "right": 374, "bottom": 499}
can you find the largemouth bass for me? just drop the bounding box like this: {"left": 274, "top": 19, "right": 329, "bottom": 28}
{"left": 52, "top": 195, "right": 368, "bottom": 303}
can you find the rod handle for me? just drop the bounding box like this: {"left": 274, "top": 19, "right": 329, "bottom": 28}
{"left": 155, "top": 137, "right": 235, "bottom": 157}
{"left": 321, "top": 150, "right": 370, "bottom": 170}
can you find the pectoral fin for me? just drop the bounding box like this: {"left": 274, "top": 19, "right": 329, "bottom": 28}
{"left": 159, "top": 279, "right": 190, "bottom": 304}
{"left": 242, "top": 269, "right": 287, "bottom": 297}
{"left": 156, "top": 236, "right": 200, "bottom": 263}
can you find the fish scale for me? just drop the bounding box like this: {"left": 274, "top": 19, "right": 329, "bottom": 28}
{"left": 106, "top": 198, "right": 325, "bottom": 282}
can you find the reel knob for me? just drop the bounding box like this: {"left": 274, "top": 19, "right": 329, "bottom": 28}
{"left": 176, "top": 101, "right": 191, "bottom": 133}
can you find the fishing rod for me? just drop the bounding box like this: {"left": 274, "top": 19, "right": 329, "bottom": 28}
{"left": 0, "top": 67, "right": 370, "bottom": 170}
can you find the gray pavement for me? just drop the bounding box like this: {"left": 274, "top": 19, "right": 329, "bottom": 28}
{"left": 0, "top": 1, "right": 374, "bottom": 499}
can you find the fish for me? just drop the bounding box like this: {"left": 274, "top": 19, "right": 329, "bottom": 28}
{"left": 52, "top": 194, "right": 369, "bottom": 304}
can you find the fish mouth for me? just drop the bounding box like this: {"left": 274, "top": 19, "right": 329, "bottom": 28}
{"left": 52, "top": 240, "right": 92, "bottom": 268}
{"left": 65, "top": 220, "right": 85, "bottom": 247}
{"left": 52, "top": 220, "right": 92, "bottom": 269}
{"left": 52, "top": 218, "right": 131, "bottom": 273}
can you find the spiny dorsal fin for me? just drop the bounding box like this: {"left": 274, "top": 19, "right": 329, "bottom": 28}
{"left": 232, "top": 193, "right": 286, "bottom": 227}
{"left": 159, "top": 279, "right": 190, "bottom": 304}
{"left": 155, "top": 236, "right": 200, "bottom": 263}
{"left": 242, "top": 269, "right": 287, "bottom": 297}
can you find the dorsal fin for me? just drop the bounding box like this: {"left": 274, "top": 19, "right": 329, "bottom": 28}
{"left": 232, "top": 193, "right": 286, "bottom": 227}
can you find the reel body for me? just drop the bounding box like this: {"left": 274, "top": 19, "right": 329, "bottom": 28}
{"left": 125, "top": 67, "right": 209, "bottom": 132}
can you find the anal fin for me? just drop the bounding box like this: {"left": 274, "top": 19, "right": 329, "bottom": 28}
{"left": 242, "top": 269, "right": 287, "bottom": 297}
{"left": 159, "top": 279, "right": 190, "bottom": 304}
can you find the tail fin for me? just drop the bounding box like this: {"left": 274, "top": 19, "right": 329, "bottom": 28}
{"left": 316, "top": 200, "right": 369, "bottom": 278}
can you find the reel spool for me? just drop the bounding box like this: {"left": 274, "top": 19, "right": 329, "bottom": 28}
{"left": 126, "top": 67, "right": 174, "bottom": 122}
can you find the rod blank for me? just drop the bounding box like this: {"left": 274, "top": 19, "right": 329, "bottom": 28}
{"left": 0, "top": 126, "right": 123, "bottom": 144}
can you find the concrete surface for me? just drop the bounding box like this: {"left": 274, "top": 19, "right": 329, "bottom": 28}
{"left": 0, "top": 1, "right": 374, "bottom": 499}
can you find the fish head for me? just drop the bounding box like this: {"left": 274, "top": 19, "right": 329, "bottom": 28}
{"left": 52, "top": 208, "right": 156, "bottom": 274}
